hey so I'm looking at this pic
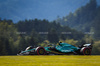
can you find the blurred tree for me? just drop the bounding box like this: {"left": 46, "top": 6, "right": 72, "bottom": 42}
{"left": 92, "top": 41, "right": 100, "bottom": 55}
{"left": 47, "top": 28, "right": 59, "bottom": 43}
{"left": 60, "top": 34, "right": 66, "bottom": 40}
{"left": 0, "top": 37, "right": 8, "bottom": 55}
{"left": 0, "top": 21, "right": 18, "bottom": 55}
{"left": 18, "top": 36, "right": 27, "bottom": 50}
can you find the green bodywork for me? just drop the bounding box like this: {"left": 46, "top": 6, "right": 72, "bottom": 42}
{"left": 20, "top": 43, "right": 80, "bottom": 54}
{"left": 44, "top": 43, "right": 80, "bottom": 53}
{"left": 18, "top": 43, "right": 92, "bottom": 55}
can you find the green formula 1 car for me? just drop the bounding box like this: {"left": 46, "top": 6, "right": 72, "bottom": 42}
{"left": 17, "top": 42, "right": 92, "bottom": 55}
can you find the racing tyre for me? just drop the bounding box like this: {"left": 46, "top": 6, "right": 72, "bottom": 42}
{"left": 35, "top": 47, "right": 46, "bottom": 55}
{"left": 80, "top": 47, "right": 91, "bottom": 55}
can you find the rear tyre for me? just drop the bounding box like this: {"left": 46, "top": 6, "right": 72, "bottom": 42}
{"left": 80, "top": 47, "right": 91, "bottom": 55}
{"left": 35, "top": 47, "right": 46, "bottom": 55}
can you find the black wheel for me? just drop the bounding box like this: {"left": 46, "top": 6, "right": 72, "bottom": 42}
{"left": 80, "top": 47, "right": 91, "bottom": 55}
{"left": 35, "top": 47, "right": 46, "bottom": 55}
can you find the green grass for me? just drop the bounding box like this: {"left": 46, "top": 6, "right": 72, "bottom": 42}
{"left": 0, "top": 55, "right": 100, "bottom": 66}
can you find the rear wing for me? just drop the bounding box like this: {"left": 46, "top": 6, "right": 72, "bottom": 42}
{"left": 83, "top": 44, "right": 93, "bottom": 49}
{"left": 78, "top": 43, "right": 93, "bottom": 49}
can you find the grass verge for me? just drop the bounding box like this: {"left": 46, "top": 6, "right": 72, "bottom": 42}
{"left": 0, "top": 55, "right": 100, "bottom": 66}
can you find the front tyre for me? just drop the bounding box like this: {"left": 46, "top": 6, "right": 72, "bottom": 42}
{"left": 35, "top": 47, "right": 46, "bottom": 55}
{"left": 80, "top": 47, "right": 91, "bottom": 55}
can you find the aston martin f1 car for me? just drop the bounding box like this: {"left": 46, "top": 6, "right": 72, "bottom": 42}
{"left": 17, "top": 42, "right": 92, "bottom": 55}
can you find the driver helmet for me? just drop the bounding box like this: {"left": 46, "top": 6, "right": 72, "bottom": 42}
{"left": 59, "top": 41, "right": 62, "bottom": 43}
{"left": 59, "top": 41, "right": 62, "bottom": 45}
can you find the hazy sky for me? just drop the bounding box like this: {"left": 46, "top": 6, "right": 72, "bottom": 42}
{"left": 0, "top": 0, "right": 100, "bottom": 22}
